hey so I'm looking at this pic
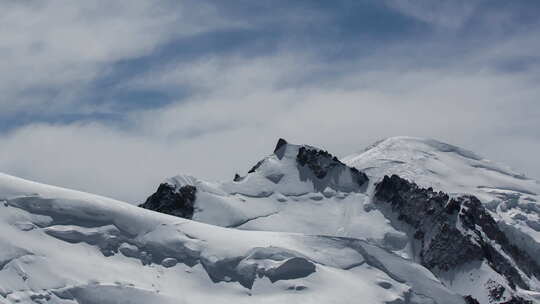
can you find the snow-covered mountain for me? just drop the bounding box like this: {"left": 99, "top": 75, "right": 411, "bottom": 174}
{"left": 140, "top": 137, "right": 540, "bottom": 304}
{"left": 343, "top": 137, "right": 540, "bottom": 269}
{"left": 1, "top": 137, "right": 539, "bottom": 303}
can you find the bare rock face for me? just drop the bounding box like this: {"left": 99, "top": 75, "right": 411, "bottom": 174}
{"left": 295, "top": 145, "right": 368, "bottom": 192}
{"left": 139, "top": 183, "right": 197, "bottom": 219}
{"left": 374, "top": 174, "right": 540, "bottom": 293}
{"left": 233, "top": 173, "right": 243, "bottom": 182}
{"left": 297, "top": 146, "right": 367, "bottom": 182}
{"left": 374, "top": 175, "right": 484, "bottom": 271}
{"left": 274, "top": 138, "right": 288, "bottom": 157}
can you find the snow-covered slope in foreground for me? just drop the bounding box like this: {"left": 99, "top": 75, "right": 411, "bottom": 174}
{"left": 0, "top": 172, "right": 464, "bottom": 304}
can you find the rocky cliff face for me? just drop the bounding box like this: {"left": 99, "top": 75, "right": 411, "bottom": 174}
{"left": 374, "top": 174, "right": 538, "bottom": 303}
{"left": 296, "top": 145, "right": 368, "bottom": 190}
{"left": 139, "top": 183, "right": 197, "bottom": 219}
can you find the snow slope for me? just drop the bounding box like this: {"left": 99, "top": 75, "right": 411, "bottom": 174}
{"left": 0, "top": 172, "right": 464, "bottom": 304}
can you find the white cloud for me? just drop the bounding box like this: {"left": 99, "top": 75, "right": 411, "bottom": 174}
{"left": 0, "top": 0, "right": 241, "bottom": 115}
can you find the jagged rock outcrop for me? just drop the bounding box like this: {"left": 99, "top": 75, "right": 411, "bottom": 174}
{"left": 374, "top": 174, "right": 540, "bottom": 295}
{"left": 274, "top": 138, "right": 288, "bottom": 155}
{"left": 233, "top": 173, "right": 243, "bottom": 182}
{"left": 296, "top": 146, "right": 368, "bottom": 186}
{"left": 139, "top": 183, "right": 197, "bottom": 219}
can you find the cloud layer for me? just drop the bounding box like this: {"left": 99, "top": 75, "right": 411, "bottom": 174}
{"left": 1, "top": 1, "right": 539, "bottom": 203}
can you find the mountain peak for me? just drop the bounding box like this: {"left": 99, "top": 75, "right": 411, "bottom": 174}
{"left": 239, "top": 139, "right": 369, "bottom": 194}
{"left": 359, "top": 136, "right": 483, "bottom": 161}
{"left": 344, "top": 136, "right": 531, "bottom": 190}
{"left": 273, "top": 138, "right": 288, "bottom": 154}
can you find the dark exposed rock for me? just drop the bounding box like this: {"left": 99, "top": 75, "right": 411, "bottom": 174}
{"left": 248, "top": 159, "right": 265, "bottom": 174}
{"left": 139, "top": 183, "right": 197, "bottom": 219}
{"left": 297, "top": 147, "right": 339, "bottom": 179}
{"left": 374, "top": 174, "right": 540, "bottom": 291}
{"left": 445, "top": 198, "right": 461, "bottom": 214}
{"left": 413, "top": 230, "right": 424, "bottom": 240}
{"left": 500, "top": 297, "right": 533, "bottom": 304}
{"left": 468, "top": 282, "right": 533, "bottom": 304}
{"left": 464, "top": 295, "right": 480, "bottom": 304}
{"left": 487, "top": 279, "right": 506, "bottom": 302}
{"left": 233, "top": 173, "right": 243, "bottom": 182}
{"left": 459, "top": 196, "right": 540, "bottom": 289}
{"left": 296, "top": 146, "right": 368, "bottom": 191}
{"left": 274, "top": 138, "right": 288, "bottom": 159}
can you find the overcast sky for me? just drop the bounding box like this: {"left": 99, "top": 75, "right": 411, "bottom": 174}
{"left": 1, "top": 0, "right": 539, "bottom": 203}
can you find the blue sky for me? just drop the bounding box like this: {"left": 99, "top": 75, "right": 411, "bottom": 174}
{"left": 1, "top": 0, "right": 539, "bottom": 203}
